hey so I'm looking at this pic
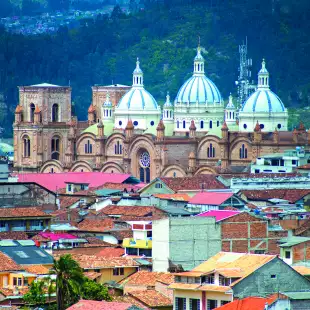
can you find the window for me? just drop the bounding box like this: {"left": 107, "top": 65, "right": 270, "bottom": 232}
{"left": 139, "top": 151, "right": 151, "bottom": 183}
{"left": 243, "top": 124, "right": 247, "bottom": 129}
{"left": 150, "top": 121, "right": 154, "bottom": 126}
{"left": 217, "top": 120, "right": 220, "bottom": 127}
{"left": 190, "top": 299, "right": 200, "bottom": 310}
{"left": 23, "top": 136, "right": 31, "bottom": 157}
{"left": 219, "top": 275, "right": 230, "bottom": 286}
{"left": 155, "top": 183, "right": 162, "bottom": 188}
{"left": 209, "top": 120, "right": 212, "bottom": 129}
{"left": 52, "top": 103, "right": 59, "bottom": 122}
{"left": 14, "top": 251, "right": 29, "bottom": 258}
{"left": 35, "top": 250, "right": 47, "bottom": 257}
{"left": 260, "top": 124, "right": 264, "bottom": 129}
{"left": 85, "top": 140, "right": 93, "bottom": 154}
{"left": 51, "top": 136, "right": 60, "bottom": 160}
{"left": 271, "top": 274, "right": 276, "bottom": 279}
{"left": 285, "top": 251, "right": 291, "bottom": 259}
{"left": 277, "top": 124, "right": 282, "bottom": 129}
{"left": 207, "top": 300, "right": 217, "bottom": 310}
{"left": 24, "top": 278, "right": 29, "bottom": 286}
{"left": 113, "top": 268, "right": 124, "bottom": 276}
{"left": 207, "top": 143, "right": 215, "bottom": 158}
{"left": 68, "top": 184, "right": 72, "bottom": 192}
{"left": 202, "top": 274, "right": 214, "bottom": 284}
{"left": 30, "top": 103, "right": 35, "bottom": 122}
{"left": 177, "top": 120, "right": 180, "bottom": 128}
{"left": 18, "top": 278, "right": 22, "bottom": 286}
{"left": 147, "top": 231, "right": 152, "bottom": 238}
{"left": 175, "top": 297, "right": 186, "bottom": 310}
{"left": 81, "top": 184, "right": 85, "bottom": 190}
{"left": 221, "top": 301, "right": 229, "bottom": 306}
{"left": 254, "top": 250, "right": 265, "bottom": 254}
{"left": 239, "top": 144, "right": 248, "bottom": 159}
{"left": 13, "top": 278, "right": 17, "bottom": 286}
{"left": 115, "top": 141, "right": 122, "bottom": 155}
{"left": 119, "top": 120, "right": 122, "bottom": 126}
{"left": 200, "top": 120, "right": 204, "bottom": 129}
{"left": 133, "top": 121, "right": 138, "bottom": 126}
{"left": 183, "top": 120, "right": 186, "bottom": 129}
{"left": 173, "top": 172, "right": 177, "bottom": 178}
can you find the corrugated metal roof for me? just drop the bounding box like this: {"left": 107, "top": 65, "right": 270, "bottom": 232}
{"left": 189, "top": 191, "right": 234, "bottom": 205}
{"left": 95, "top": 189, "right": 123, "bottom": 196}
{"left": 17, "top": 240, "right": 35, "bottom": 246}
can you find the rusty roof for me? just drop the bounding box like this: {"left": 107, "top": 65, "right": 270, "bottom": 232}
{"left": 129, "top": 290, "right": 172, "bottom": 307}
{"left": 0, "top": 207, "right": 50, "bottom": 218}
{"left": 121, "top": 271, "right": 174, "bottom": 287}
{"left": 0, "top": 251, "right": 21, "bottom": 271}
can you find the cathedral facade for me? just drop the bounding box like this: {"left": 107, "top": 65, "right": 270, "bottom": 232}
{"left": 14, "top": 46, "right": 302, "bottom": 182}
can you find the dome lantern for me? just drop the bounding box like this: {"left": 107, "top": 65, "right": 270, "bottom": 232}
{"left": 133, "top": 57, "right": 143, "bottom": 87}
{"left": 194, "top": 45, "right": 205, "bottom": 76}
{"left": 257, "top": 59, "right": 269, "bottom": 89}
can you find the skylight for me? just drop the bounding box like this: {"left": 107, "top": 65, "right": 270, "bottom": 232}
{"left": 14, "top": 251, "right": 29, "bottom": 258}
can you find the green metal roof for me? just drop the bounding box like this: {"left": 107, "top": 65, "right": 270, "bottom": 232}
{"left": 279, "top": 236, "right": 310, "bottom": 247}
{"left": 95, "top": 188, "right": 122, "bottom": 196}
{"left": 281, "top": 291, "right": 310, "bottom": 300}
{"left": 17, "top": 240, "right": 35, "bottom": 246}
{"left": 0, "top": 240, "right": 16, "bottom": 247}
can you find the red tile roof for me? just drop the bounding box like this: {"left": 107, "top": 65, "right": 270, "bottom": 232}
{"left": 129, "top": 290, "right": 172, "bottom": 307}
{"left": 15, "top": 172, "right": 135, "bottom": 192}
{"left": 0, "top": 231, "right": 28, "bottom": 240}
{"left": 55, "top": 254, "right": 139, "bottom": 269}
{"left": 295, "top": 219, "right": 310, "bottom": 236}
{"left": 58, "top": 196, "right": 81, "bottom": 208}
{"left": 189, "top": 191, "right": 234, "bottom": 205}
{"left": 98, "top": 183, "right": 140, "bottom": 192}
{"left": 160, "top": 175, "right": 226, "bottom": 191}
{"left": 22, "top": 265, "right": 50, "bottom": 275}
{"left": 0, "top": 207, "right": 50, "bottom": 218}
{"left": 83, "top": 272, "right": 101, "bottom": 280}
{"left": 239, "top": 189, "right": 310, "bottom": 203}
{"left": 99, "top": 205, "right": 166, "bottom": 217}
{"left": 216, "top": 296, "right": 277, "bottom": 309}
{"left": 67, "top": 300, "right": 135, "bottom": 310}
{"left": 197, "top": 210, "right": 241, "bottom": 222}
{"left": 77, "top": 218, "right": 115, "bottom": 232}
{"left": 121, "top": 271, "right": 175, "bottom": 286}
{"left": 96, "top": 247, "right": 125, "bottom": 258}
{"left": 0, "top": 251, "right": 21, "bottom": 271}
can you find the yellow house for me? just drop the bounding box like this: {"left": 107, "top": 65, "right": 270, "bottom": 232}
{"left": 60, "top": 254, "right": 139, "bottom": 284}
{"left": 0, "top": 252, "right": 38, "bottom": 289}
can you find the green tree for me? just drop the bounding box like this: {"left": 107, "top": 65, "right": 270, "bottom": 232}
{"left": 51, "top": 254, "right": 84, "bottom": 310}
{"left": 81, "top": 280, "right": 112, "bottom": 301}
{"left": 23, "top": 280, "right": 46, "bottom": 306}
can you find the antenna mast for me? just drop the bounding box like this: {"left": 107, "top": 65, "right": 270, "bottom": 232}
{"left": 235, "top": 37, "right": 256, "bottom": 109}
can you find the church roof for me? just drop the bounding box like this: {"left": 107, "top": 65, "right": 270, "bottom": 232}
{"left": 30, "top": 83, "right": 62, "bottom": 87}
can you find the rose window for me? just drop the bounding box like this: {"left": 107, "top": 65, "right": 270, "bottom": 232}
{"left": 139, "top": 152, "right": 150, "bottom": 168}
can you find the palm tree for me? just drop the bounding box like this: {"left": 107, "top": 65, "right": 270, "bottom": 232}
{"left": 50, "top": 254, "right": 85, "bottom": 310}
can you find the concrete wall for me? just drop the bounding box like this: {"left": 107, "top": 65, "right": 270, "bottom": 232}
{"left": 152, "top": 217, "right": 221, "bottom": 272}
{"left": 233, "top": 257, "right": 310, "bottom": 299}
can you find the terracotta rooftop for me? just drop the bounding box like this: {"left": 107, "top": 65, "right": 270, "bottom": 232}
{"left": 97, "top": 182, "right": 140, "bottom": 192}
{"left": 216, "top": 296, "right": 277, "bottom": 309}
{"left": 96, "top": 247, "right": 125, "bottom": 258}
{"left": 84, "top": 271, "right": 101, "bottom": 280}
{"left": 293, "top": 266, "right": 310, "bottom": 276}
{"left": 109, "top": 230, "right": 133, "bottom": 240}
{"left": 239, "top": 189, "right": 310, "bottom": 203}
{"left": 22, "top": 265, "right": 50, "bottom": 275}
{"left": 295, "top": 219, "right": 310, "bottom": 236}
{"left": 0, "top": 207, "right": 50, "bottom": 218}
{"left": 297, "top": 164, "right": 310, "bottom": 170}
{"left": 160, "top": 174, "right": 226, "bottom": 192}
{"left": 0, "top": 251, "right": 21, "bottom": 271}
{"left": 129, "top": 290, "right": 172, "bottom": 307}
{"left": 56, "top": 254, "right": 139, "bottom": 269}
{"left": 99, "top": 205, "right": 166, "bottom": 217}
{"left": 0, "top": 287, "right": 29, "bottom": 297}
{"left": 77, "top": 218, "right": 115, "bottom": 232}
{"left": 0, "top": 231, "right": 28, "bottom": 240}
{"left": 58, "top": 196, "right": 81, "bottom": 208}
{"left": 153, "top": 194, "right": 190, "bottom": 202}
{"left": 121, "top": 271, "right": 174, "bottom": 287}
{"left": 67, "top": 300, "right": 136, "bottom": 310}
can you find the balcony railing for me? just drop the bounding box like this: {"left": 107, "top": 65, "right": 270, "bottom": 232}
{"left": 122, "top": 238, "right": 152, "bottom": 249}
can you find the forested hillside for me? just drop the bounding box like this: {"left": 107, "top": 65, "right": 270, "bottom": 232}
{"left": 0, "top": 0, "right": 309, "bottom": 136}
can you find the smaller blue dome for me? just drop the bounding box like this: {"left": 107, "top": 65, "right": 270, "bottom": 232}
{"left": 116, "top": 88, "right": 159, "bottom": 111}
{"left": 241, "top": 89, "right": 285, "bottom": 113}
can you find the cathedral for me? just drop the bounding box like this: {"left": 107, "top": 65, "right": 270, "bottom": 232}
{"left": 14, "top": 46, "right": 304, "bottom": 183}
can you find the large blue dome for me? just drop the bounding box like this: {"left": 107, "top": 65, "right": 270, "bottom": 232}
{"left": 175, "top": 75, "right": 222, "bottom": 104}
{"left": 241, "top": 89, "right": 285, "bottom": 113}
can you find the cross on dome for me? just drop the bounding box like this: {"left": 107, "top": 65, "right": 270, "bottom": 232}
{"left": 194, "top": 43, "right": 204, "bottom": 75}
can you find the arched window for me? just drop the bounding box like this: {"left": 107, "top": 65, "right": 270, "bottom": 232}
{"left": 52, "top": 104, "right": 59, "bottom": 122}
{"left": 173, "top": 172, "right": 177, "bottom": 178}
{"left": 229, "top": 112, "right": 232, "bottom": 119}
{"left": 177, "top": 120, "right": 180, "bottom": 128}
{"left": 239, "top": 144, "right": 248, "bottom": 159}
{"left": 51, "top": 136, "right": 60, "bottom": 160}
{"left": 139, "top": 151, "right": 151, "bottom": 183}
{"left": 183, "top": 120, "right": 186, "bottom": 129}
{"left": 277, "top": 124, "right": 282, "bottom": 129}
{"left": 23, "top": 136, "right": 31, "bottom": 157}
{"left": 200, "top": 120, "right": 204, "bottom": 129}
{"left": 170, "top": 111, "right": 172, "bottom": 118}
{"left": 85, "top": 140, "right": 93, "bottom": 154}
{"left": 209, "top": 120, "right": 213, "bottom": 129}
{"left": 260, "top": 124, "right": 264, "bottom": 129}
{"left": 217, "top": 121, "right": 220, "bottom": 127}
{"left": 115, "top": 141, "right": 122, "bottom": 155}
{"left": 30, "top": 103, "right": 35, "bottom": 122}
{"left": 207, "top": 143, "right": 215, "bottom": 158}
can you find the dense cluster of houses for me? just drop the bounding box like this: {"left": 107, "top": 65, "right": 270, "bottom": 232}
{"left": 1, "top": 169, "right": 310, "bottom": 309}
